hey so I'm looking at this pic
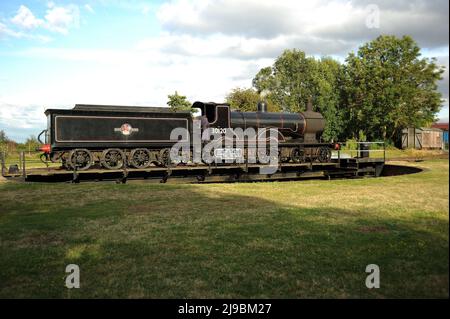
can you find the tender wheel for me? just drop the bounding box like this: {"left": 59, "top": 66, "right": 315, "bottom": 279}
{"left": 291, "top": 147, "right": 305, "bottom": 163}
{"left": 68, "top": 149, "right": 93, "bottom": 171}
{"left": 317, "top": 147, "right": 331, "bottom": 163}
{"left": 159, "top": 148, "right": 171, "bottom": 167}
{"left": 129, "top": 148, "right": 152, "bottom": 168}
{"left": 101, "top": 148, "right": 126, "bottom": 169}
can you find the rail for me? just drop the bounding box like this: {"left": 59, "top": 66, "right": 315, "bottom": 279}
{"left": 333, "top": 141, "right": 386, "bottom": 162}
{"left": 1, "top": 150, "right": 54, "bottom": 178}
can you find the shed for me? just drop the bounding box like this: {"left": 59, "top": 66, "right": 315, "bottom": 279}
{"left": 431, "top": 123, "right": 449, "bottom": 150}
{"left": 402, "top": 127, "right": 444, "bottom": 149}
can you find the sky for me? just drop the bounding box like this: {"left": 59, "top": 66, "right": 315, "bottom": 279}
{"left": 0, "top": 0, "right": 448, "bottom": 142}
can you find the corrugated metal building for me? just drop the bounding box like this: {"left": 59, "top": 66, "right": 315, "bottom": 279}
{"left": 402, "top": 127, "right": 444, "bottom": 149}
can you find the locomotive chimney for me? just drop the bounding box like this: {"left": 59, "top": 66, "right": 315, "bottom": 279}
{"left": 306, "top": 96, "right": 313, "bottom": 112}
{"left": 257, "top": 101, "right": 267, "bottom": 112}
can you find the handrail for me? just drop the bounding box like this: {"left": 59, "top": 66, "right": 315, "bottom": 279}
{"left": 37, "top": 129, "right": 47, "bottom": 144}
{"left": 1, "top": 150, "right": 58, "bottom": 177}
{"left": 334, "top": 141, "right": 386, "bottom": 161}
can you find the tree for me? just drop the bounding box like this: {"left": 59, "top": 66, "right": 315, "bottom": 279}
{"left": 24, "top": 135, "right": 40, "bottom": 155}
{"left": 252, "top": 49, "right": 344, "bottom": 141}
{"left": 341, "top": 35, "right": 444, "bottom": 142}
{"left": 252, "top": 67, "right": 275, "bottom": 95}
{"left": 0, "top": 131, "right": 17, "bottom": 155}
{"left": 311, "top": 57, "right": 345, "bottom": 141}
{"left": 0, "top": 130, "right": 7, "bottom": 143}
{"left": 167, "top": 91, "right": 192, "bottom": 111}
{"left": 253, "top": 50, "right": 315, "bottom": 112}
{"left": 225, "top": 87, "right": 280, "bottom": 112}
{"left": 0, "top": 130, "right": 8, "bottom": 153}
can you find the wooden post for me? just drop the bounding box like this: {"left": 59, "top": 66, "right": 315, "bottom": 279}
{"left": 0, "top": 151, "right": 5, "bottom": 176}
{"left": 21, "top": 151, "right": 26, "bottom": 179}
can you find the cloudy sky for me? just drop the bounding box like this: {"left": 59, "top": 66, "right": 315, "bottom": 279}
{"left": 0, "top": 0, "right": 448, "bottom": 142}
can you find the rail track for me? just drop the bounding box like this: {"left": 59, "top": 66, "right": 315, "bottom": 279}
{"left": 2, "top": 152, "right": 385, "bottom": 183}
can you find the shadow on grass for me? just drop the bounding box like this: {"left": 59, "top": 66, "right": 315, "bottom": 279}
{"left": 0, "top": 183, "right": 448, "bottom": 299}
{"left": 381, "top": 164, "right": 423, "bottom": 176}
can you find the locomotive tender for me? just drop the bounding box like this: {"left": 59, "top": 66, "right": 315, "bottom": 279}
{"left": 38, "top": 100, "right": 336, "bottom": 171}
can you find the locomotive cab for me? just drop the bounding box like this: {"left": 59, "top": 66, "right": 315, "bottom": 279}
{"left": 192, "top": 101, "right": 230, "bottom": 129}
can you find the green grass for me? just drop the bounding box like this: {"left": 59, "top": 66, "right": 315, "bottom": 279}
{"left": 0, "top": 160, "right": 448, "bottom": 298}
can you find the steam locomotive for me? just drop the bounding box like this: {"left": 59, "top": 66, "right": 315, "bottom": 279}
{"left": 37, "top": 100, "right": 336, "bottom": 170}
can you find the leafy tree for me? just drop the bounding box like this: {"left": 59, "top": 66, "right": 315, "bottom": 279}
{"left": 0, "top": 130, "right": 7, "bottom": 143}
{"left": 225, "top": 87, "right": 280, "bottom": 112}
{"left": 0, "top": 130, "right": 8, "bottom": 153}
{"left": 167, "top": 91, "right": 192, "bottom": 111}
{"left": 0, "top": 131, "right": 17, "bottom": 155}
{"left": 341, "top": 35, "right": 444, "bottom": 141}
{"left": 312, "top": 57, "right": 345, "bottom": 141}
{"left": 24, "top": 135, "right": 40, "bottom": 155}
{"left": 252, "top": 67, "right": 275, "bottom": 95}
{"left": 252, "top": 49, "right": 344, "bottom": 141}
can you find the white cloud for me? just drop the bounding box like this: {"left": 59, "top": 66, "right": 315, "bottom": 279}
{"left": 0, "top": 21, "right": 52, "bottom": 42}
{"left": 0, "top": 103, "right": 46, "bottom": 130}
{"left": 9, "top": 44, "right": 265, "bottom": 103}
{"left": 157, "top": 0, "right": 356, "bottom": 39}
{"left": 11, "top": 5, "right": 44, "bottom": 29}
{"left": 157, "top": 0, "right": 449, "bottom": 49}
{"left": 44, "top": 4, "right": 80, "bottom": 34}
{"left": 5, "top": 4, "right": 80, "bottom": 37}
{"left": 0, "top": 22, "right": 23, "bottom": 38}
{"left": 84, "top": 4, "right": 95, "bottom": 14}
{"left": 137, "top": 32, "right": 352, "bottom": 60}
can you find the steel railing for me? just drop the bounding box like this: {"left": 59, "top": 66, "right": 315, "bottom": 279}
{"left": 1, "top": 150, "right": 54, "bottom": 178}
{"left": 332, "top": 141, "right": 386, "bottom": 162}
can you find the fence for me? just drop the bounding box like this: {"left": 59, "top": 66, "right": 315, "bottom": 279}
{"left": 1, "top": 150, "right": 51, "bottom": 178}
{"left": 333, "top": 141, "right": 386, "bottom": 162}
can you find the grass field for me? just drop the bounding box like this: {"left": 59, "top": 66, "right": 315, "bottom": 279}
{"left": 0, "top": 159, "right": 448, "bottom": 298}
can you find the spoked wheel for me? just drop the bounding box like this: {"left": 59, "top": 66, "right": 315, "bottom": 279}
{"left": 317, "top": 146, "right": 332, "bottom": 163}
{"left": 159, "top": 148, "right": 171, "bottom": 167}
{"left": 129, "top": 148, "right": 152, "bottom": 169}
{"left": 290, "top": 147, "right": 305, "bottom": 163}
{"left": 68, "top": 149, "right": 93, "bottom": 171}
{"left": 101, "top": 148, "right": 126, "bottom": 169}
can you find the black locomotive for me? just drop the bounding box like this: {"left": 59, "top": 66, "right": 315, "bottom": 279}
{"left": 38, "top": 100, "right": 336, "bottom": 170}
